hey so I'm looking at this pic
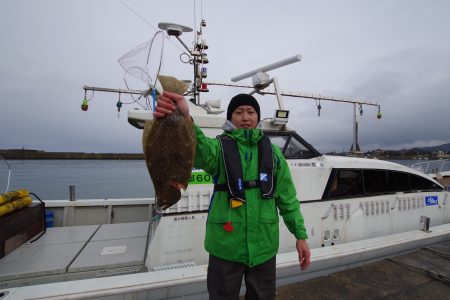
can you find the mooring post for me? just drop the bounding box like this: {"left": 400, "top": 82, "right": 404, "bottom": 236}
{"left": 69, "top": 185, "right": 76, "bottom": 201}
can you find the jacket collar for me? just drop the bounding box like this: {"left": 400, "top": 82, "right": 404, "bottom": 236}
{"left": 221, "top": 120, "right": 263, "bottom": 144}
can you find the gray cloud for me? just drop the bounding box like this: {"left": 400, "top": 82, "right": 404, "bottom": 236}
{"left": 1, "top": 1, "right": 450, "bottom": 154}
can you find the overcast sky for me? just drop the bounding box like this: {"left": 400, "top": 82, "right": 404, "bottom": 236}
{"left": 1, "top": 0, "right": 449, "bottom": 154}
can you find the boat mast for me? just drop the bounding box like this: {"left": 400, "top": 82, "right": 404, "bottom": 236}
{"left": 80, "top": 14, "right": 382, "bottom": 154}
{"left": 82, "top": 19, "right": 209, "bottom": 109}
{"left": 208, "top": 69, "right": 382, "bottom": 155}
{"left": 349, "top": 103, "right": 362, "bottom": 156}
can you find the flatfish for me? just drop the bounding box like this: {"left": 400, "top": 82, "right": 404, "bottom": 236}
{"left": 143, "top": 75, "right": 196, "bottom": 210}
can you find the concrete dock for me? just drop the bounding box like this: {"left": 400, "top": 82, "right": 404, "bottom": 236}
{"left": 276, "top": 241, "right": 450, "bottom": 299}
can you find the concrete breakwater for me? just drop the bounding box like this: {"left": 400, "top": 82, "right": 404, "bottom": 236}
{"left": 0, "top": 149, "right": 144, "bottom": 160}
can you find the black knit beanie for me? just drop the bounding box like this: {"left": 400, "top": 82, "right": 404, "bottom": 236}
{"left": 226, "top": 94, "right": 260, "bottom": 121}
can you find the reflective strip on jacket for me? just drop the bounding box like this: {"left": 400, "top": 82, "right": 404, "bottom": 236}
{"left": 193, "top": 124, "right": 308, "bottom": 267}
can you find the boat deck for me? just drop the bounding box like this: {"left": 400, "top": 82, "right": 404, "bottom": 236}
{"left": 276, "top": 241, "right": 450, "bottom": 299}
{"left": 2, "top": 220, "right": 450, "bottom": 298}
{"left": 0, "top": 222, "right": 149, "bottom": 288}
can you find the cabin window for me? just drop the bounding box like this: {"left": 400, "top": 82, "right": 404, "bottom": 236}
{"left": 284, "top": 136, "right": 311, "bottom": 158}
{"left": 265, "top": 132, "right": 320, "bottom": 159}
{"left": 362, "top": 169, "right": 410, "bottom": 194}
{"left": 363, "top": 170, "right": 389, "bottom": 195}
{"left": 267, "top": 135, "right": 288, "bottom": 152}
{"left": 329, "top": 169, "right": 363, "bottom": 198}
{"left": 387, "top": 171, "right": 410, "bottom": 192}
{"left": 409, "top": 174, "right": 441, "bottom": 191}
{"left": 324, "top": 168, "right": 443, "bottom": 199}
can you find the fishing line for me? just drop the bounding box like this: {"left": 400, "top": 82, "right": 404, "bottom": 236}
{"left": 122, "top": 78, "right": 147, "bottom": 109}
{"left": 116, "top": 0, "right": 188, "bottom": 55}
{"left": 194, "top": 0, "right": 197, "bottom": 43}
{"left": 148, "top": 31, "right": 165, "bottom": 88}
{"left": 116, "top": 0, "right": 158, "bottom": 32}
{"left": 0, "top": 155, "right": 11, "bottom": 193}
{"left": 119, "top": 30, "right": 165, "bottom": 110}
{"left": 85, "top": 89, "right": 94, "bottom": 102}
{"left": 201, "top": 0, "right": 204, "bottom": 22}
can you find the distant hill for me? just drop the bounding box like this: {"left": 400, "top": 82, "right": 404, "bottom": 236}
{"left": 362, "top": 142, "right": 450, "bottom": 159}
{"left": 0, "top": 149, "right": 144, "bottom": 160}
{"left": 417, "top": 143, "right": 450, "bottom": 152}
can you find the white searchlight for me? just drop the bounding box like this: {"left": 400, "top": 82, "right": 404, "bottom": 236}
{"left": 273, "top": 109, "right": 290, "bottom": 125}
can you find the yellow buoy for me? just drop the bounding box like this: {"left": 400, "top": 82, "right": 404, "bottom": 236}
{"left": 0, "top": 194, "right": 9, "bottom": 205}
{"left": 0, "top": 190, "right": 33, "bottom": 218}
{"left": 17, "top": 189, "right": 30, "bottom": 198}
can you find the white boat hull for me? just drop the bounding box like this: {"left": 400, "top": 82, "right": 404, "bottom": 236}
{"left": 3, "top": 223, "right": 450, "bottom": 300}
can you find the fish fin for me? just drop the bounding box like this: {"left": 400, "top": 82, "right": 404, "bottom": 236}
{"left": 169, "top": 181, "right": 187, "bottom": 191}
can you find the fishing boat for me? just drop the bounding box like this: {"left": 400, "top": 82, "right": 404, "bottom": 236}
{"left": 1, "top": 98, "right": 449, "bottom": 299}
{"left": 1, "top": 19, "right": 450, "bottom": 300}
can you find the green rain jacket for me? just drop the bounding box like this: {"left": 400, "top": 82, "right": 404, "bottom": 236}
{"left": 193, "top": 124, "right": 308, "bottom": 267}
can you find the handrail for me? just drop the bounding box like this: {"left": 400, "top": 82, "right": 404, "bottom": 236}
{"left": 391, "top": 197, "right": 400, "bottom": 210}
{"left": 321, "top": 203, "right": 336, "bottom": 220}
{"left": 411, "top": 158, "right": 450, "bottom": 174}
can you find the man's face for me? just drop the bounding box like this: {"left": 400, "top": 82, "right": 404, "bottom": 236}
{"left": 230, "top": 105, "right": 258, "bottom": 129}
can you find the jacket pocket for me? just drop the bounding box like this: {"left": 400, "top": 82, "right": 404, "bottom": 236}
{"left": 259, "top": 197, "right": 278, "bottom": 223}
{"left": 207, "top": 193, "right": 246, "bottom": 223}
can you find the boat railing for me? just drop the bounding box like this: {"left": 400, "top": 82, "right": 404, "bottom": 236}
{"left": 41, "top": 187, "right": 213, "bottom": 227}
{"left": 43, "top": 198, "right": 155, "bottom": 226}
{"left": 410, "top": 158, "right": 450, "bottom": 175}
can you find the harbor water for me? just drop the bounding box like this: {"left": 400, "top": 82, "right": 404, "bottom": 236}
{"left": 0, "top": 159, "right": 447, "bottom": 200}
{"left": 0, "top": 160, "right": 154, "bottom": 200}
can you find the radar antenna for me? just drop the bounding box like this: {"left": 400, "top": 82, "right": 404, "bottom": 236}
{"left": 210, "top": 55, "right": 382, "bottom": 156}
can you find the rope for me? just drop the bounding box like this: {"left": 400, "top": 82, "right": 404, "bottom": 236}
{"left": 0, "top": 155, "right": 11, "bottom": 193}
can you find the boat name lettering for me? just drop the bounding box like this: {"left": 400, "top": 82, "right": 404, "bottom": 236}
{"left": 174, "top": 215, "right": 195, "bottom": 221}
{"left": 425, "top": 196, "right": 438, "bottom": 206}
{"left": 291, "top": 163, "right": 312, "bottom": 167}
{"left": 189, "top": 171, "right": 213, "bottom": 184}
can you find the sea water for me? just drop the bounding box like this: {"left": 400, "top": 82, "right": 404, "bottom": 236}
{"left": 0, "top": 160, "right": 154, "bottom": 200}
{"left": 0, "top": 159, "right": 447, "bottom": 201}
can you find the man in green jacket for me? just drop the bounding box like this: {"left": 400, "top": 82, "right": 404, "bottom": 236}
{"left": 154, "top": 91, "right": 310, "bottom": 300}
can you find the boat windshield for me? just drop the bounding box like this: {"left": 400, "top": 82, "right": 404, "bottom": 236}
{"left": 264, "top": 131, "right": 321, "bottom": 159}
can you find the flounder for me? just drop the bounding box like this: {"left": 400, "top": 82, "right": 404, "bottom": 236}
{"left": 143, "top": 75, "right": 196, "bottom": 210}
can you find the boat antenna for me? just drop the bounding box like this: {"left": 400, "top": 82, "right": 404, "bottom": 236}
{"left": 158, "top": 18, "right": 209, "bottom": 105}
{"left": 212, "top": 54, "right": 383, "bottom": 154}
{"left": 231, "top": 55, "right": 302, "bottom": 111}
{"left": 230, "top": 55, "right": 302, "bottom": 127}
